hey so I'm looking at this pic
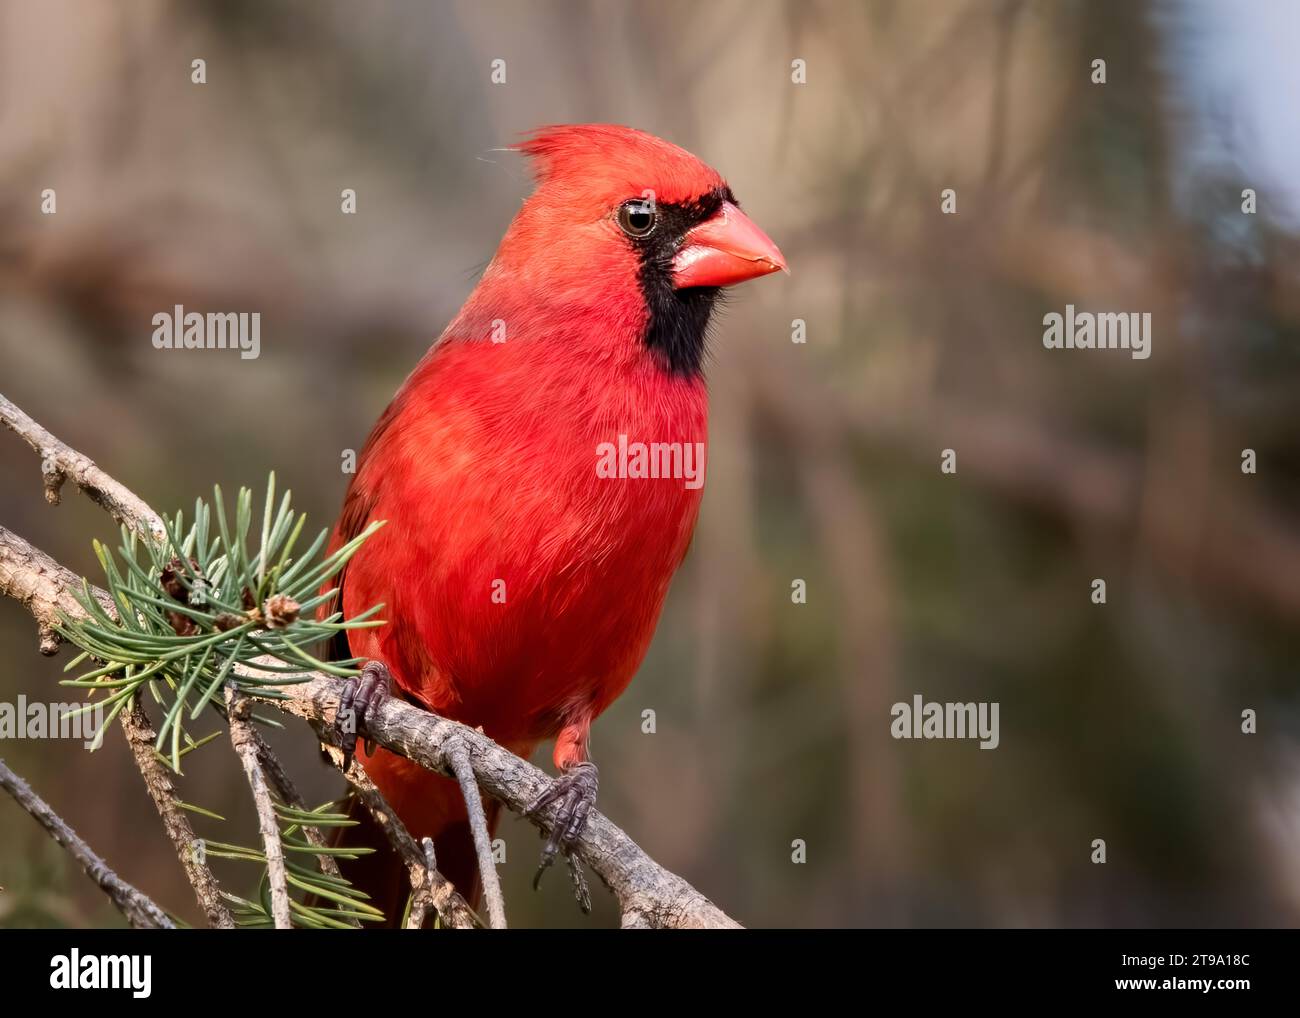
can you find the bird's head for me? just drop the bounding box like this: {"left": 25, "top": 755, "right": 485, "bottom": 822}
{"left": 481, "top": 124, "right": 786, "bottom": 377}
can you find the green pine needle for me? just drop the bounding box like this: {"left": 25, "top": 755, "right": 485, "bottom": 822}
{"left": 55, "top": 474, "right": 385, "bottom": 759}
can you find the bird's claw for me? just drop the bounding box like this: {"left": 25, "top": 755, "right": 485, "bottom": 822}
{"left": 524, "top": 761, "right": 598, "bottom": 900}
{"left": 334, "top": 659, "right": 393, "bottom": 770}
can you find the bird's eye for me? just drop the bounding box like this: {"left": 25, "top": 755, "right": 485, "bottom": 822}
{"left": 617, "top": 200, "right": 657, "bottom": 238}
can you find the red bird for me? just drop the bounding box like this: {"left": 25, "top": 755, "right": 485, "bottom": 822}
{"left": 327, "top": 124, "right": 785, "bottom": 920}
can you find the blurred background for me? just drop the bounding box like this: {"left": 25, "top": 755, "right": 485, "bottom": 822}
{"left": 2, "top": 0, "right": 1299, "bottom": 928}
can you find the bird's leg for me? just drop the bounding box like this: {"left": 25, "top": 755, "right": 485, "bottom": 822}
{"left": 334, "top": 659, "right": 393, "bottom": 769}
{"left": 522, "top": 733, "right": 598, "bottom": 899}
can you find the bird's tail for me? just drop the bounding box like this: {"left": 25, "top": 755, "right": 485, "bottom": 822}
{"left": 331, "top": 748, "right": 498, "bottom": 927}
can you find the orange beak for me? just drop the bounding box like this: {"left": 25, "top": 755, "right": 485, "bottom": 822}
{"left": 671, "top": 201, "right": 787, "bottom": 289}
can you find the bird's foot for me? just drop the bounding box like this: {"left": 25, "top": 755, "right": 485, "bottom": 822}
{"left": 334, "top": 659, "right": 392, "bottom": 769}
{"left": 524, "top": 761, "right": 598, "bottom": 900}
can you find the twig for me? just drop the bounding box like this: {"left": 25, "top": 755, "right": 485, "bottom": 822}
{"left": 318, "top": 740, "right": 478, "bottom": 929}
{"left": 252, "top": 730, "right": 357, "bottom": 926}
{"left": 121, "top": 699, "right": 235, "bottom": 928}
{"left": 0, "top": 392, "right": 166, "bottom": 544}
{"left": 448, "top": 739, "right": 507, "bottom": 929}
{"left": 0, "top": 519, "right": 113, "bottom": 655}
{"left": 225, "top": 685, "right": 291, "bottom": 929}
{"left": 250, "top": 728, "right": 346, "bottom": 883}
{"left": 407, "top": 838, "right": 439, "bottom": 930}
{"left": 0, "top": 758, "right": 175, "bottom": 929}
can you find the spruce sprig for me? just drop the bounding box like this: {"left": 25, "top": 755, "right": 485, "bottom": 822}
{"left": 56, "top": 474, "right": 385, "bottom": 769}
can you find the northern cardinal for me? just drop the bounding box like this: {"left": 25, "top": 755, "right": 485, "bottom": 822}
{"left": 326, "top": 124, "right": 785, "bottom": 922}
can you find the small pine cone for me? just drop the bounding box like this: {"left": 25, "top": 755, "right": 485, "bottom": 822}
{"left": 214, "top": 613, "right": 244, "bottom": 632}
{"left": 166, "top": 611, "right": 198, "bottom": 637}
{"left": 241, "top": 587, "right": 257, "bottom": 610}
{"left": 160, "top": 557, "right": 205, "bottom": 602}
{"left": 160, "top": 557, "right": 203, "bottom": 635}
{"left": 262, "top": 593, "right": 301, "bottom": 629}
{"left": 159, "top": 558, "right": 189, "bottom": 602}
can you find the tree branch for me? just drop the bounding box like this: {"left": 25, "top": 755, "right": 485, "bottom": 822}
{"left": 317, "top": 740, "right": 479, "bottom": 929}
{"left": 120, "top": 698, "right": 236, "bottom": 928}
{"left": 225, "top": 685, "right": 291, "bottom": 929}
{"left": 406, "top": 839, "right": 440, "bottom": 930}
{"left": 447, "top": 740, "right": 508, "bottom": 929}
{"left": 0, "top": 393, "right": 166, "bottom": 545}
{"left": 249, "top": 727, "right": 347, "bottom": 886}
{"left": 0, "top": 758, "right": 175, "bottom": 929}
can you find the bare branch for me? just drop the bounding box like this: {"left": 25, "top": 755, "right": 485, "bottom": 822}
{"left": 407, "top": 838, "right": 439, "bottom": 930}
{"left": 225, "top": 685, "right": 291, "bottom": 929}
{"left": 0, "top": 392, "right": 165, "bottom": 544}
{"left": 0, "top": 520, "right": 111, "bottom": 655}
{"left": 120, "top": 699, "right": 235, "bottom": 928}
{"left": 318, "top": 741, "right": 478, "bottom": 929}
{"left": 0, "top": 758, "right": 175, "bottom": 929}
{"left": 249, "top": 728, "right": 346, "bottom": 884}
{"left": 447, "top": 740, "right": 507, "bottom": 929}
